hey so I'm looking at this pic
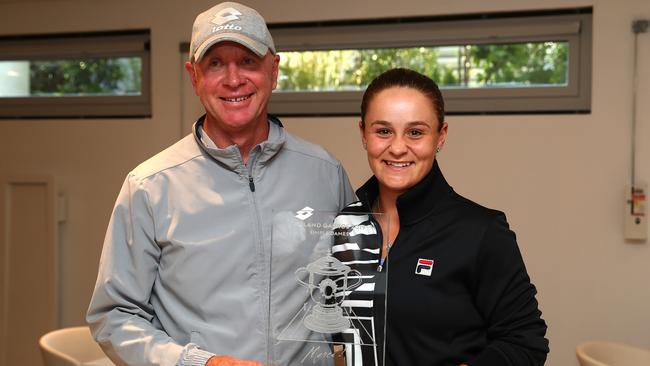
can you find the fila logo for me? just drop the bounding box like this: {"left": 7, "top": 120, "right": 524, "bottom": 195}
{"left": 415, "top": 258, "right": 434, "bottom": 276}
{"left": 212, "top": 7, "right": 242, "bottom": 25}
{"left": 295, "top": 206, "right": 314, "bottom": 221}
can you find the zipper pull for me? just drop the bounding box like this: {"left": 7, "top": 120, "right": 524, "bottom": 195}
{"left": 377, "top": 257, "right": 385, "bottom": 272}
{"left": 248, "top": 176, "right": 255, "bottom": 192}
{"left": 377, "top": 242, "right": 391, "bottom": 272}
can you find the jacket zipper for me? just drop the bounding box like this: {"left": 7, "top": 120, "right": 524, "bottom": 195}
{"left": 245, "top": 150, "right": 268, "bottom": 359}
{"left": 363, "top": 193, "right": 392, "bottom": 273}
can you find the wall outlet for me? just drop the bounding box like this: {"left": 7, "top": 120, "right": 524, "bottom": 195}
{"left": 625, "top": 183, "right": 647, "bottom": 241}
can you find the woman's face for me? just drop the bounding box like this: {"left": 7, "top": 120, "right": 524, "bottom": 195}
{"left": 361, "top": 86, "right": 448, "bottom": 197}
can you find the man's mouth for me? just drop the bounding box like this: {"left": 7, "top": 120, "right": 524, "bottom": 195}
{"left": 221, "top": 93, "right": 253, "bottom": 102}
{"left": 385, "top": 161, "right": 412, "bottom": 167}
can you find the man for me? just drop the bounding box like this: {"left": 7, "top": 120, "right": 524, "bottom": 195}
{"left": 86, "top": 2, "right": 355, "bottom": 366}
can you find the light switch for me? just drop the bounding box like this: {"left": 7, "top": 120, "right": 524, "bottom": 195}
{"left": 625, "top": 184, "right": 647, "bottom": 242}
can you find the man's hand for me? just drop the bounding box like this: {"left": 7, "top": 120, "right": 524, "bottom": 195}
{"left": 206, "top": 355, "right": 264, "bottom": 366}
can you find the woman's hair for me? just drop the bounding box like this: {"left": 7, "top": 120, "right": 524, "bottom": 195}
{"left": 360, "top": 68, "right": 445, "bottom": 131}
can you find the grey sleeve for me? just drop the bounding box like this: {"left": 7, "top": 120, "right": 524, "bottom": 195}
{"left": 337, "top": 163, "right": 357, "bottom": 209}
{"left": 86, "top": 174, "right": 215, "bottom": 366}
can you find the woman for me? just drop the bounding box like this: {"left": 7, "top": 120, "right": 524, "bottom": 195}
{"left": 334, "top": 68, "right": 548, "bottom": 365}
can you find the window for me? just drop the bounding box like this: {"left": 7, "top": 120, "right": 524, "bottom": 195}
{"left": 268, "top": 9, "right": 592, "bottom": 115}
{"left": 0, "top": 30, "right": 150, "bottom": 118}
{"left": 278, "top": 42, "right": 569, "bottom": 91}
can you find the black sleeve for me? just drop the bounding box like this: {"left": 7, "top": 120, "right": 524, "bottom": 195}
{"left": 468, "top": 213, "right": 549, "bottom": 366}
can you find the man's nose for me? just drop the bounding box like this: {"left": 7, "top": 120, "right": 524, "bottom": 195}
{"left": 224, "top": 63, "right": 245, "bottom": 87}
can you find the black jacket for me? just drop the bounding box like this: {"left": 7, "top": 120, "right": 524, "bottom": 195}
{"left": 336, "top": 161, "right": 548, "bottom": 366}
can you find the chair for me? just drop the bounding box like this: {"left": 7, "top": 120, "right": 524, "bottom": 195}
{"left": 39, "top": 326, "right": 115, "bottom": 366}
{"left": 576, "top": 340, "right": 650, "bottom": 366}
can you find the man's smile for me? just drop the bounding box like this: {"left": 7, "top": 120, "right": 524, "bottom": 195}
{"left": 220, "top": 93, "right": 253, "bottom": 103}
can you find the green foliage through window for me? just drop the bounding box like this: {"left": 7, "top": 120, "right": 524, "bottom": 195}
{"left": 277, "top": 42, "right": 568, "bottom": 92}
{"left": 0, "top": 57, "right": 142, "bottom": 97}
{"left": 29, "top": 57, "right": 142, "bottom": 96}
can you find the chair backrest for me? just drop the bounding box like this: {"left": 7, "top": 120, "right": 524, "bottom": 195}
{"left": 39, "top": 326, "right": 113, "bottom": 366}
{"left": 577, "top": 341, "right": 650, "bottom": 366}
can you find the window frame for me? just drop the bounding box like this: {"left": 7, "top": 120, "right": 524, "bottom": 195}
{"left": 267, "top": 8, "right": 592, "bottom": 116}
{"left": 0, "top": 30, "right": 151, "bottom": 119}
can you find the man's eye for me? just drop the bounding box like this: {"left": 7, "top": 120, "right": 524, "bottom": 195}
{"left": 242, "top": 57, "right": 255, "bottom": 65}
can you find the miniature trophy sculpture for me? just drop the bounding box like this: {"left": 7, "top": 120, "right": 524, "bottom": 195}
{"left": 270, "top": 209, "right": 386, "bottom": 365}
{"left": 296, "top": 254, "right": 362, "bottom": 333}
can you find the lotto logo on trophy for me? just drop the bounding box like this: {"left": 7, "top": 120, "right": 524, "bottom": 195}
{"left": 269, "top": 209, "right": 388, "bottom": 365}
{"left": 296, "top": 254, "right": 362, "bottom": 333}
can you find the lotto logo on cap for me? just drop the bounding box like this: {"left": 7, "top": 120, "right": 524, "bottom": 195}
{"left": 212, "top": 7, "right": 242, "bottom": 25}
{"left": 189, "top": 1, "right": 276, "bottom": 62}
{"left": 415, "top": 258, "right": 434, "bottom": 276}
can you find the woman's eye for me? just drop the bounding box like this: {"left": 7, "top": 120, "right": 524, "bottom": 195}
{"left": 376, "top": 128, "right": 391, "bottom": 136}
{"left": 408, "top": 129, "right": 424, "bottom": 137}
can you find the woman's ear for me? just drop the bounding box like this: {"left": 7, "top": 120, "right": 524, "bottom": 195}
{"left": 437, "top": 122, "right": 449, "bottom": 151}
{"left": 359, "top": 120, "right": 367, "bottom": 150}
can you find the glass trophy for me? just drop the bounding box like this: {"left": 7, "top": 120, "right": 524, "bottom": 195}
{"left": 269, "top": 208, "right": 388, "bottom": 366}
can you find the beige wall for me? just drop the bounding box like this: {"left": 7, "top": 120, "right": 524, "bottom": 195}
{"left": 1, "top": 0, "right": 649, "bottom": 365}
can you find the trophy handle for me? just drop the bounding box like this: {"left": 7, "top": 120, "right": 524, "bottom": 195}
{"left": 345, "top": 269, "right": 363, "bottom": 291}
{"left": 295, "top": 267, "right": 310, "bottom": 288}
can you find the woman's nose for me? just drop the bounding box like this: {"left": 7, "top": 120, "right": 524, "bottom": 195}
{"left": 389, "top": 136, "right": 408, "bottom": 155}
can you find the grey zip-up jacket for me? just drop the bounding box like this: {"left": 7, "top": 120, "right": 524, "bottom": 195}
{"left": 87, "top": 116, "right": 355, "bottom": 366}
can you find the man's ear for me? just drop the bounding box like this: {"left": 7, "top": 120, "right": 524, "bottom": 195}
{"left": 185, "top": 61, "right": 199, "bottom": 95}
{"left": 271, "top": 53, "right": 280, "bottom": 90}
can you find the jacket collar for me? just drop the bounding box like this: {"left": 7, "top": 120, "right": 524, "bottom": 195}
{"left": 355, "top": 160, "right": 453, "bottom": 226}
{"left": 192, "top": 114, "right": 286, "bottom": 174}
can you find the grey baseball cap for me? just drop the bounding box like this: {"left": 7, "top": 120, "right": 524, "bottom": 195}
{"left": 189, "top": 2, "right": 276, "bottom": 62}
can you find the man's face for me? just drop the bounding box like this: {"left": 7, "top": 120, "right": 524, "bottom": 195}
{"left": 186, "top": 41, "right": 279, "bottom": 134}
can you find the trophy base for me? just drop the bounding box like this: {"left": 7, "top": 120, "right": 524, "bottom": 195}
{"left": 304, "top": 304, "right": 350, "bottom": 334}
